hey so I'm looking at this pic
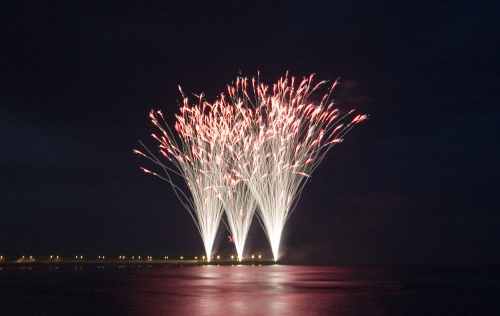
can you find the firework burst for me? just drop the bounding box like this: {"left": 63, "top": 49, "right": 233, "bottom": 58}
{"left": 135, "top": 97, "right": 228, "bottom": 262}
{"left": 227, "top": 73, "right": 367, "bottom": 261}
{"left": 136, "top": 72, "right": 366, "bottom": 262}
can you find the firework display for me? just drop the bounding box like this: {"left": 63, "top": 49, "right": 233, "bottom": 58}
{"left": 227, "top": 74, "right": 367, "bottom": 261}
{"left": 134, "top": 104, "right": 226, "bottom": 262}
{"left": 136, "top": 73, "right": 367, "bottom": 261}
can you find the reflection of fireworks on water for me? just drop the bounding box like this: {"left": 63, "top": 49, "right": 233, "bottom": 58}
{"left": 136, "top": 72, "right": 366, "bottom": 262}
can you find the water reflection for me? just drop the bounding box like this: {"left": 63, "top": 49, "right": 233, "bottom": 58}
{"left": 2, "top": 265, "right": 497, "bottom": 315}
{"left": 125, "top": 265, "right": 394, "bottom": 315}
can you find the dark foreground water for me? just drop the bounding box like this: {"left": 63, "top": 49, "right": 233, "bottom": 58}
{"left": 1, "top": 265, "right": 498, "bottom": 315}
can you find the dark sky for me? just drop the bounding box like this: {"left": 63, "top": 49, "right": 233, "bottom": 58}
{"left": 1, "top": 1, "right": 499, "bottom": 264}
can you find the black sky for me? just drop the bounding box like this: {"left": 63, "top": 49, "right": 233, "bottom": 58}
{"left": 1, "top": 1, "right": 499, "bottom": 264}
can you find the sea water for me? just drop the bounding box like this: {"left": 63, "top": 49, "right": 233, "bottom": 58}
{"left": 0, "top": 265, "right": 498, "bottom": 315}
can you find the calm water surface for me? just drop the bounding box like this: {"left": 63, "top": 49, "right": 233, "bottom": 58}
{"left": 0, "top": 265, "right": 498, "bottom": 315}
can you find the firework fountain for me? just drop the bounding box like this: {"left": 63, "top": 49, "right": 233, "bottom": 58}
{"left": 220, "top": 181, "right": 257, "bottom": 261}
{"left": 135, "top": 88, "right": 260, "bottom": 261}
{"left": 134, "top": 93, "right": 229, "bottom": 262}
{"left": 227, "top": 74, "right": 367, "bottom": 261}
{"left": 136, "top": 72, "right": 366, "bottom": 262}
{"left": 212, "top": 101, "right": 258, "bottom": 261}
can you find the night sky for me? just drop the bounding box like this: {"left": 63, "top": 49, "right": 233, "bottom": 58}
{"left": 1, "top": 1, "right": 498, "bottom": 265}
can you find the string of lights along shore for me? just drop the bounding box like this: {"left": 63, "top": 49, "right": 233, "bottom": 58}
{"left": 135, "top": 72, "right": 367, "bottom": 262}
